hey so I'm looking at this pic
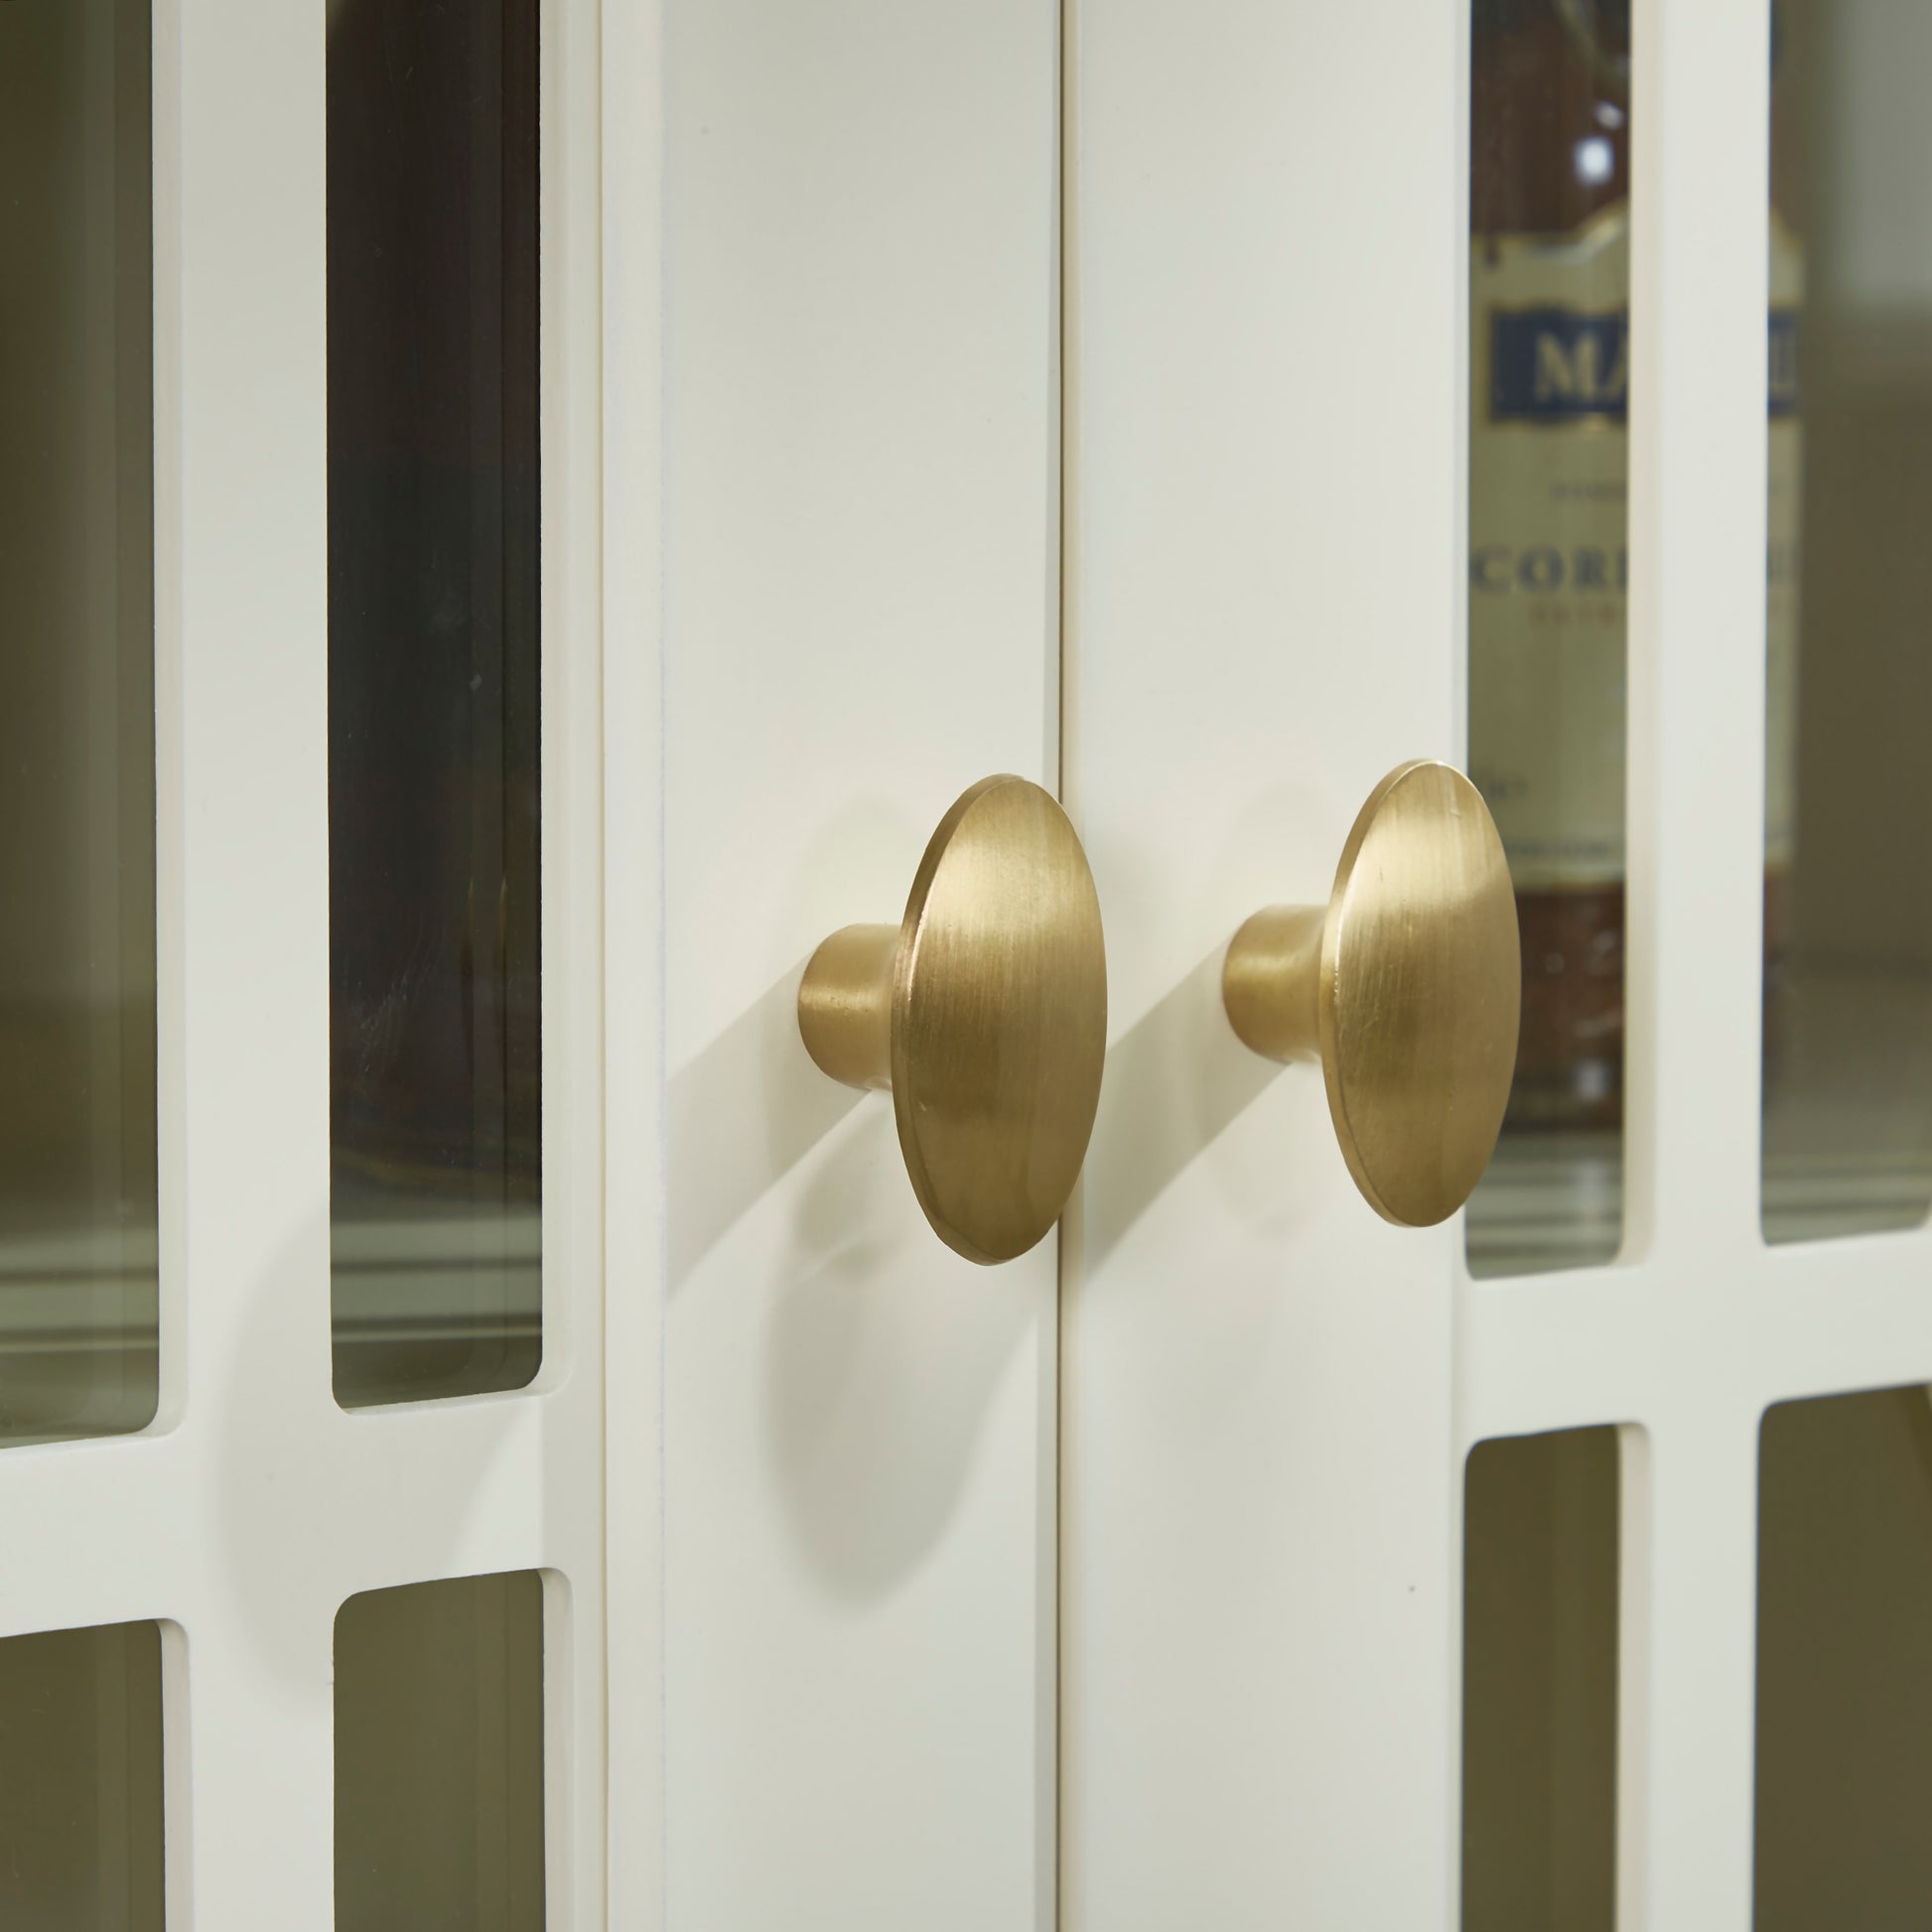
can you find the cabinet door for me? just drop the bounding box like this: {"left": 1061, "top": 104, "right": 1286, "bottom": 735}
{"left": 646, "top": 2, "right": 1062, "bottom": 1927}
{"left": 1063, "top": 1, "right": 1926, "bottom": 1928}
{"left": 0, "top": 0, "right": 608, "bottom": 1926}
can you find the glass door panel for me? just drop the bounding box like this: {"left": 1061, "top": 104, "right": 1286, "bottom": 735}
{"left": 1755, "top": 1388, "right": 1932, "bottom": 1923}
{"left": 328, "top": 0, "right": 544, "bottom": 1403}
{"left": 1461, "top": 1427, "right": 1618, "bottom": 1931}
{"left": 1760, "top": 0, "right": 1932, "bottom": 1242}
{"left": 0, "top": 1621, "right": 165, "bottom": 1932}
{"left": 336, "top": 1573, "right": 546, "bottom": 1931}
{"left": 0, "top": 0, "right": 158, "bottom": 1441}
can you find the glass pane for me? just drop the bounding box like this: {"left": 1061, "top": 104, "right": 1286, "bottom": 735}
{"left": 0, "top": 0, "right": 158, "bottom": 1440}
{"left": 0, "top": 1621, "right": 166, "bottom": 1932}
{"left": 1760, "top": 2, "right": 1932, "bottom": 1241}
{"left": 1755, "top": 1387, "right": 1932, "bottom": 1924}
{"left": 1465, "top": 0, "right": 1631, "bottom": 1277}
{"left": 336, "top": 1572, "right": 545, "bottom": 1932}
{"left": 1462, "top": 1427, "right": 1618, "bottom": 1931}
{"left": 328, "top": 0, "right": 543, "bottom": 1404}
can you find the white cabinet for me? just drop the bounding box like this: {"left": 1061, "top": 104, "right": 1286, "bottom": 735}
{"left": 7, "top": 1, "right": 1932, "bottom": 1927}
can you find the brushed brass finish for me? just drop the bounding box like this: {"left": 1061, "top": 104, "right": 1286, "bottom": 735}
{"left": 798, "top": 775, "right": 1108, "bottom": 1265}
{"left": 797, "top": 923, "right": 898, "bottom": 1090}
{"left": 1223, "top": 760, "right": 1521, "bottom": 1227}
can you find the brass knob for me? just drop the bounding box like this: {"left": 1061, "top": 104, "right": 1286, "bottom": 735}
{"left": 798, "top": 775, "right": 1108, "bottom": 1265}
{"left": 1222, "top": 760, "right": 1521, "bottom": 1227}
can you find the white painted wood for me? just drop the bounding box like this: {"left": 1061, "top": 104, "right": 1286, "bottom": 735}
{"left": 602, "top": 0, "right": 668, "bottom": 1920}
{"left": 1060, "top": 0, "right": 1465, "bottom": 1923}
{"left": 0, "top": 0, "right": 611, "bottom": 1923}
{"left": 1069, "top": 1, "right": 1931, "bottom": 1927}
{"left": 656, "top": 2, "right": 1061, "bottom": 1927}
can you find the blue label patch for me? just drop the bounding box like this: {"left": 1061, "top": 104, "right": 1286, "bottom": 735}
{"left": 1491, "top": 308, "right": 1801, "bottom": 425}
{"left": 1491, "top": 310, "right": 1628, "bottom": 424}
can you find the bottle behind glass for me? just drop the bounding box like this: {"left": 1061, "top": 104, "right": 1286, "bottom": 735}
{"left": 1469, "top": 0, "right": 1796, "bottom": 1132}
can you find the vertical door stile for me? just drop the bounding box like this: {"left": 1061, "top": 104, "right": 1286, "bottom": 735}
{"left": 601, "top": 0, "right": 669, "bottom": 1916}
{"left": 175, "top": 0, "right": 336, "bottom": 1918}
{"left": 1063, "top": 0, "right": 1465, "bottom": 1923}
{"left": 1624, "top": 0, "right": 1771, "bottom": 1271}
{"left": 657, "top": 3, "right": 1061, "bottom": 1926}
{"left": 1620, "top": 3, "right": 1773, "bottom": 1928}
{"left": 543, "top": 0, "right": 617, "bottom": 1916}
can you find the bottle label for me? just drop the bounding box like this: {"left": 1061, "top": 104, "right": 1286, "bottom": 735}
{"left": 1469, "top": 207, "right": 1802, "bottom": 890}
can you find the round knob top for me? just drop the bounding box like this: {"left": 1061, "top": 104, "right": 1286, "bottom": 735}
{"left": 1320, "top": 760, "right": 1521, "bottom": 1227}
{"left": 894, "top": 775, "right": 1108, "bottom": 1264}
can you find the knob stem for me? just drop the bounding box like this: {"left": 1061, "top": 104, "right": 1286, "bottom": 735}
{"left": 1222, "top": 903, "right": 1325, "bottom": 1064}
{"left": 798, "top": 922, "right": 899, "bottom": 1090}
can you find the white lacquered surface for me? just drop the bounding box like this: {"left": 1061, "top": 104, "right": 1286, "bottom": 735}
{"left": 659, "top": 0, "right": 1060, "bottom": 1923}
{"left": 1062, "top": 0, "right": 1464, "bottom": 1921}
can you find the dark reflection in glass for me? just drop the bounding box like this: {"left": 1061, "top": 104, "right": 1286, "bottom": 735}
{"left": 1756, "top": 1387, "right": 1932, "bottom": 1926}
{"left": 0, "top": 0, "right": 158, "bottom": 1441}
{"left": 1462, "top": 1427, "right": 1618, "bottom": 1932}
{"left": 336, "top": 1573, "right": 545, "bottom": 1932}
{"left": 328, "top": 0, "right": 542, "bottom": 1405}
{"left": 0, "top": 1620, "right": 166, "bottom": 1932}
{"left": 1760, "top": 2, "right": 1932, "bottom": 1242}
